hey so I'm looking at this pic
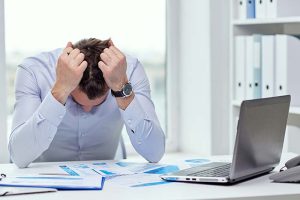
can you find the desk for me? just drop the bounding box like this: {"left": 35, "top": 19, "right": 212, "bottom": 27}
{"left": 1, "top": 153, "right": 300, "bottom": 200}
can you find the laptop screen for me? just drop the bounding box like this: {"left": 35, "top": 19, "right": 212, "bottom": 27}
{"left": 230, "top": 95, "right": 290, "bottom": 180}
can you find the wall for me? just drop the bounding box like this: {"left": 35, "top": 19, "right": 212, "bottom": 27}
{"left": 174, "top": 0, "right": 230, "bottom": 155}
{"left": 178, "top": 0, "right": 212, "bottom": 154}
{"left": 210, "top": 0, "right": 230, "bottom": 155}
{"left": 0, "top": 0, "right": 8, "bottom": 163}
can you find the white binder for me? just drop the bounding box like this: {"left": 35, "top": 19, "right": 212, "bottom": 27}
{"left": 255, "top": 0, "right": 267, "bottom": 19}
{"left": 237, "top": 0, "right": 247, "bottom": 19}
{"left": 235, "top": 36, "right": 246, "bottom": 101}
{"left": 262, "top": 35, "right": 275, "bottom": 98}
{"left": 266, "top": 0, "right": 300, "bottom": 18}
{"left": 253, "top": 35, "right": 262, "bottom": 99}
{"left": 275, "top": 34, "right": 300, "bottom": 106}
{"left": 245, "top": 36, "right": 254, "bottom": 100}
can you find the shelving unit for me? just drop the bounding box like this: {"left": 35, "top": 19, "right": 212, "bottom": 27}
{"left": 229, "top": 1, "right": 300, "bottom": 154}
{"left": 232, "top": 17, "right": 300, "bottom": 25}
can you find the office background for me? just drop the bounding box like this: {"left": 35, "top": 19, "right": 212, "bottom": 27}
{"left": 0, "top": 0, "right": 236, "bottom": 163}
{"left": 1, "top": 0, "right": 299, "bottom": 164}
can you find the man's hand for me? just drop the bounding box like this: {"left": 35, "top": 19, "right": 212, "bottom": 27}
{"left": 98, "top": 40, "right": 134, "bottom": 110}
{"left": 98, "top": 40, "right": 128, "bottom": 91}
{"left": 51, "top": 42, "right": 88, "bottom": 105}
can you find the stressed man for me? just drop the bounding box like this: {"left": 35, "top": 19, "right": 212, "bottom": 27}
{"left": 9, "top": 38, "right": 165, "bottom": 168}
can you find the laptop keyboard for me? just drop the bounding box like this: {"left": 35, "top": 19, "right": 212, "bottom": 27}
{"left": 188, "top": 163, "right": 231, "bottom": 177}
{"left": 174, "top": 162, "right": 231, "bottom": 177}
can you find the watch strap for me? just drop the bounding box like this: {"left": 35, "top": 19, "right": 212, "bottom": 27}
{"left": 111, "top": 89, "right": 125, "bottom": 97}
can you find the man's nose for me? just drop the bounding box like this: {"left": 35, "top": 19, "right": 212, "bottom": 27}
{"left": 83, "top": 106, "right": 93, "bottom": 112}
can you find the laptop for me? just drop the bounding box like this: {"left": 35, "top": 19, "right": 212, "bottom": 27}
{"left": 161, "top": 95, "right": 291, "bottom": 184}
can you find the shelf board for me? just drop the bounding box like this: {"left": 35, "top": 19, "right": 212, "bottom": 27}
{"left": 232, "top": 100, "right": 242, "bottom": 107}
{"left": 290, "top": 107, "right": 300, "bottom": 115}
{"left": 232, "top": 17, "right": 300, "bottom": 25}
{"left": 232, "top": 100, "right": 300, "bottom": 115}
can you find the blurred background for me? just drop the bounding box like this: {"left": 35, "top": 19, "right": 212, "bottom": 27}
{"left": 3, "top": 0, "right": 300, "bottom": 163}
{"left": 3, "top": 0, "right": 166, "bottom": 157}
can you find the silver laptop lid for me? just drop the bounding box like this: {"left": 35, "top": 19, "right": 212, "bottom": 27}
{"left": 230, "top": 95, "right": 290, "bottom": 180}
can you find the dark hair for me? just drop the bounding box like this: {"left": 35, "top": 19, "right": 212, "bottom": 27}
{"left": 73, "top": 38, "right": 109, "bottom": 99}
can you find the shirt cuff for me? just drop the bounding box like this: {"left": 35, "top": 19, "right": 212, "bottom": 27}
{"left": 38, "top": 91, "right": 66, "bottom": 127}
{"left": 121, "top": 97, "right": 148, "bottom": 131}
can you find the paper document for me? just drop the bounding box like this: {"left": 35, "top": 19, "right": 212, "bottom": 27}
{"left": 108, "top": 173, "right": 171, "bottom": 188}
{"left": 0, "top": 187, "right": 57, "bottom": 196}
{"left": 0, "top": 175, "right": 105, "bottom": 190}
{"left": 59, "top": 161, "right": 179, "bottom": 178}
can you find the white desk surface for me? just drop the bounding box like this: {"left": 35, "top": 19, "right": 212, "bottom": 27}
{"left": 1, "top": 152, "right": 300, "bottom": 200}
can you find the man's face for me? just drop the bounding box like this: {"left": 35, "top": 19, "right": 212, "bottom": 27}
{"left": 71, "top": 88, "right": 108, "bottom": 112}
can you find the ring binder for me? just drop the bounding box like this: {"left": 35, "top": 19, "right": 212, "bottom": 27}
{"left": 0, "top": 174, "right": 6, "bottom": 180}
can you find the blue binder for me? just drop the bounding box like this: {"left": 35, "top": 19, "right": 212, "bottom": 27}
{"left": 247, "top": 0, "right": 256, "bottom": 19}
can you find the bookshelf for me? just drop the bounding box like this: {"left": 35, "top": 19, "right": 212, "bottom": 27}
{"left": 232, "top": 17, "right": 300, "bottom": 25}
{"left": 229, "top": 0, "right": 300, "bottom": 154}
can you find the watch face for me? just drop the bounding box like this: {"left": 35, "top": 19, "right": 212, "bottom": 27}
{"left": 123, "top": 83, "right": 133, "bottom": 96}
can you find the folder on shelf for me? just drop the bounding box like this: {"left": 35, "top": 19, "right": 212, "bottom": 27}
{"left": 235, "top": 36, "right": 246, "bottom": 101}
{"left": 275, "top": 34, "right": 300, "bottom": 106}
{"left": 247, "top": 0, "right": 256, "bottom": 19}
{"left": 255, "top": 0, "right": 267, "bottom": 19}
{"left": 253, "top": 35, "right": 262, "bottom": 99}
{"left": 237, "top": 0, "right": 247, "bottom": 19}
{"left": 266, "top": 0, "right": 300, "bottom": 18}
{"left": 0, "top": 174, "right": 105, "bottom": 190}
{"left": 262, "top": 35, "right": 275, "bottom": 98}
{"left": 245, "top": 36, "right": 254, "bottom": 100}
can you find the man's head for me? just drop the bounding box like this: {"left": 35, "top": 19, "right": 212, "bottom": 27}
{"left": 71, "top": 38, "right": 110, "bottom": 112}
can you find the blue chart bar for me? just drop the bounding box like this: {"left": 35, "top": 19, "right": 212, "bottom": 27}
{"left": 144, "top": 165, "right": 179, "bottom": 174}
{"left": 185, "top": 159, "right": 210, "bottom": 166}
{"left": 131, "top": 181, "right": 170, "bottom": 187}
{"left": 99, "top": 170, "right": 116, "bottom": 175}
{"left": 59, "top": 166, "right": 79, "bottom": 176}
{"left": 92, "top": 162, "right": 107, "bottom": 166}
{"left": 115, "top": 162, "right": 134, "bottom": 167}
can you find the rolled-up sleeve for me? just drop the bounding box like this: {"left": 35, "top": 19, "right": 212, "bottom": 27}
{"left": 120, "top": 60, "right": 165, "bottom": 163}
{"left": 9, "top": 65, "right": 66, "bottom": 168}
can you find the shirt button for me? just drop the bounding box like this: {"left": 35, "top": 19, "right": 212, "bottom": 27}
{"left": 59, "top": 115, "right": 63, "bottom": 119}
{"left": 128, "top": 119, "right": 132, "bottom": 124}
{"left": 137, "top": 141, "right": 142, "bottom": 145}
{"left": 81, "top": 133, "right": 86, "bottom": 137}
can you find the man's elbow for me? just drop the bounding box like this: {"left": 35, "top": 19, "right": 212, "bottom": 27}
{"left": 12, "top": 157, "right": 30, "bottom": 168}
{"left": 8, "top": 143, "right": 30, "bottom": 168}
{"left": 147, "top": 143, "right": 165, "bottom": 163}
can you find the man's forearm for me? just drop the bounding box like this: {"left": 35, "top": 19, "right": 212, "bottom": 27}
{"left": 51, "top": 83, "right": 71, "bottom": 105}
{"left": 115, "top": 92, "right": 135, "bottom": 110}
{"left": 9, "top": 92, "right": 66, "bottom": 168}
{"left": 121, "top": 96, "right": 165, "bottom": 163}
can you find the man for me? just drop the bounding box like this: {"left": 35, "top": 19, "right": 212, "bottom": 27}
{"left": 9, "top": 38, "right": 165, "bottom": 168}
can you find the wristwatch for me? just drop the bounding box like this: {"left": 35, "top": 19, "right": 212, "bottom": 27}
{"left": 111, "top": 82, "right": 133, "bottom": 98}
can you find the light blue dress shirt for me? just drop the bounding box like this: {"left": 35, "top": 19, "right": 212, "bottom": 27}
{"left": 9, "top": 48, "right": 165, "bottom": 168}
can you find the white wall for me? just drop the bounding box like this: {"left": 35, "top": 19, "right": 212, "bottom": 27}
{"left": 210, "top": 0, "right": 230, "bottom": 155}
{"left": 177, "top": 0, "right": 212, "bottom": 154}
{"left": 0, "top": 0, "right": 8, "bottom": 163}
{"left": 166, "top": 0, "right": 181, "bottom": 151}
{"left": 172, "top": 0, "right": 230, "bottom": 155}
